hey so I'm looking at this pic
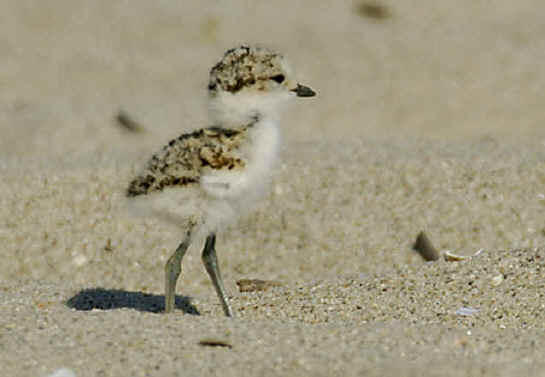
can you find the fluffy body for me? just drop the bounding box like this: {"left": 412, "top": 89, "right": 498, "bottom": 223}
{"left": 126, "top": 46, "right": 297, "bottom": 236}
{"left": 127, "top": 112, "right": 280, "bottom": 236}
{"left": 124, "top": 45, "right": 315, "bottom": 316}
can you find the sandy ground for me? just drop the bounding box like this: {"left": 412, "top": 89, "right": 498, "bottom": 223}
{"left": 1, "top": 1, "right": 545, "bottom": 376}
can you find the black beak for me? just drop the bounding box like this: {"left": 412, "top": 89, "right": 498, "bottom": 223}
{"left": 291, "top": 83, "right": 316, "bottom": 97}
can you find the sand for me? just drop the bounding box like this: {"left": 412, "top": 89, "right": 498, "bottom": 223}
{"left": 1, "top": 1, "right": 545, "bottom": 376}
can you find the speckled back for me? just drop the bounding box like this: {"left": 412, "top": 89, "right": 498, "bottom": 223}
{"left": 126, "top": 125, "right": 251, "bottom": 197}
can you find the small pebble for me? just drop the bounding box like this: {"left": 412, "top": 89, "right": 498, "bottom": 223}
{"left": 46, "top": 368, "right": 76, "bottom": 377}
{"left": 456, "top": 307, "right": 479, "bottom": 316}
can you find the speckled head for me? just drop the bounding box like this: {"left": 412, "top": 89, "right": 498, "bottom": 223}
{"left": 208, "top": 45, "right": 315, "bottom": 98}
{"left": 207, "top": 45, "right": 315, "bottom": 126}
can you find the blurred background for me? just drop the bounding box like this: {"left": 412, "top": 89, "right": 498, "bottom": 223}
{"left": 2, "top": 0, "right": 545, "bottom": 160}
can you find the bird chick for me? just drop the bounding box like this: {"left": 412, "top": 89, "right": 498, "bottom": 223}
{"left": 126, "top": 45, "right": 316, "bottom": 316}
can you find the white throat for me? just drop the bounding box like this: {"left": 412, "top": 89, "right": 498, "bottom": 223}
{"left": 208, "top": 90, "right": 292, "bottom": 128}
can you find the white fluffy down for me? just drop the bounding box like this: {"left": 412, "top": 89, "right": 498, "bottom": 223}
{"left": 126, "top": 88, "right": 289, "bottom": 237}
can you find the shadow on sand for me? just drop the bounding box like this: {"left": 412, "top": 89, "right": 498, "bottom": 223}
{"left": 66, "top": 288, "right": 200, "bottom": 315}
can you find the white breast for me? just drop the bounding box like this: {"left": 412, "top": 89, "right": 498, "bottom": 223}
{"left": 245, "top": 118, "right": 281, "bottom": 196}
{"left": 200, "top": 118, "right": 280, "bottom": 203}
{"left": 199, "top": 118, "right": 280, "bottom": 233}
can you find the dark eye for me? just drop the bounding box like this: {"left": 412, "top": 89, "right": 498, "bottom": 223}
{"left": 270, "top": 74, "right": 285, "bottom": 84}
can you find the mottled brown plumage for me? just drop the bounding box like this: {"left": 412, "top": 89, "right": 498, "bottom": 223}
{"left": 208, "top": 46, "right": 288, "bottom": 94}
{"left": 127, "top": 122, "right": 254, "bottom": 197}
